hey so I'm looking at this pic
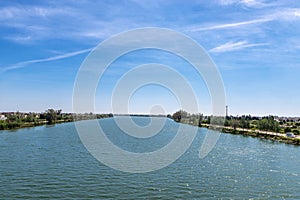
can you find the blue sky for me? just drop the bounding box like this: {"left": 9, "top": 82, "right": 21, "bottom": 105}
{"left": 0, "top": 0, "right": 300, "bottom": 116}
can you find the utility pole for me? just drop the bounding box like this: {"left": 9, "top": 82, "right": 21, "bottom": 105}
{"left": 226, "top": 105, "right": 228, "bottom": 117}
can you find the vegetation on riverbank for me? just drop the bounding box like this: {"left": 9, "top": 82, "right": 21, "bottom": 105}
{"left": 221, "top": 126, "right": 300, "bottom": 145}
{"left": 2, "top": 108, "right": 300, "bottom": 145}
{"left": 0, "top": 109, "right": 113, "bottom": 130}
{"left": 171, "top": 110, "right": 300, "bottom": 145}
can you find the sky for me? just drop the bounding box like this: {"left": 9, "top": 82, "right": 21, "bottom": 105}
{"left": 0, "top": 0, "right": 300, "bottom": 116}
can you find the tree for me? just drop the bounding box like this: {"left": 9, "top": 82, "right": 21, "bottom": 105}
{"left": 172, "top": 110, "right": 182, "bottom": 122}
{"left": 45, "top": 109, "right": 57, "bottom": 124}
{"left": 224, "top": 118, "right": 231, "bottom": 127}
{"left": 284, "top": 127, "right": 292, "bottom": 133}
{"left": 206, "top": 116, "right": 211, "bottom": 124}
{"left": 257, "top": 116, "right": 279, "bottom": 132}
{"left": 239, "top": 117, "right": 250, "bottom": 129}
{"left": 198, "top": 114, "right": 203, "bottom": 127}
{"left": 172, "top": 110, "right": 188, "bottom": 122}
{"left": 56, "top": 109, "right": 62, "bottom": 120}
{"left": 230, "top": 119, "right": 239, "bottom": 131}
{"left": 210, "top": 116, "right": 225, "bottom": 126}
{"left": 292, "top": 129, "right": 299, "bottom": 135}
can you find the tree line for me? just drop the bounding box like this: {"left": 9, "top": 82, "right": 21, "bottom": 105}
{"left": 171, "top": 110, "right": 298, "bottom": 134}
{"left": 0, "top": 109, "right": 113, "bottom": 130}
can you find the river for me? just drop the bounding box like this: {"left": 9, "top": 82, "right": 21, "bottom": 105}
{"left": 0, "top": 117, "right": 299, "bottom": 199}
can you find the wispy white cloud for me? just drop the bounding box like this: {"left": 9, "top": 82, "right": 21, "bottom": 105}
{"left": 273, "top": 8, "right": 300, "bottom": 21}
{"left": 209, "top": 40, "right": 268, "bottom": 53}
{"left": 4, "top": 35, "right": 33, "bottom": 43}
{"left": 0, "top": 6, "right": 71, "bottom": 21}
{"left": 189, "top": 18, "right": 271, "bottom": 32}
{"left": 218, "top": 0, "right": 272, "bottom": 8}
{"left": 0, "top": 5, "right": 81, "bottom": 43}
{"left": 295, "top": 10, "right": 300, "bottom": 17}
{"left": 189, "top": 8, "right": 300, "bottom": 32}
{"left": 1, "top": 48, "right": 92, "bottom": 72}
{"left": 0, "top": 3, "right": 139, "bottom": 44}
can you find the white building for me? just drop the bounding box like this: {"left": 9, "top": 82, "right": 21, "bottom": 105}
{"left": 0, "top": 115, "right": 7, "bottom": 120}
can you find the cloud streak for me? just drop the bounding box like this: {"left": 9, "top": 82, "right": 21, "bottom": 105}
{"left": 1, "top": 48, "right": 92, "bottom": 72}
{"left": 189, "top": 18, "right": 272, "bottom": 32}
{"left": 189, "top": 8, "right": 300, "bottom": 32}
{"left": 209, "top": 40, "right": 268, "bottom": 53}
{"left": 0, "top": 5, "right": 74, "bottom": 21}
{"left": 218, "top": 0, "right": 272, "bottom": 8}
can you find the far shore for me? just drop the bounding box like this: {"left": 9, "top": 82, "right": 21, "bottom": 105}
{"left": 0, "top": 119, "right": 74, "bottom": 131}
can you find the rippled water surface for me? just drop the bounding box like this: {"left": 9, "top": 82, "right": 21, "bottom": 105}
{"left": 0, "top": 117, "right": 299, "bottom": 199}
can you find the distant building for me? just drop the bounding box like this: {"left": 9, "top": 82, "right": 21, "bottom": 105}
{"left": 0, "top": 114, "right": 7, "bottom": 120}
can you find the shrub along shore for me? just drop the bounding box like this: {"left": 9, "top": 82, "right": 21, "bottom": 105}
{"left": 202, "top": 124, "right": 300, "bottom": 145}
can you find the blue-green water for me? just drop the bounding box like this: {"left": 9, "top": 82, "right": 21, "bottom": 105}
{"left": 0, "top": 117, "right": 299, "bottom": 199}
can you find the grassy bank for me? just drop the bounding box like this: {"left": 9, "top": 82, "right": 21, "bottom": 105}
{"left": 229, "top": 130, "right": 300, "bottom": 145}
{"left": 203, "top": 124, "right": 300, "bottom": 145}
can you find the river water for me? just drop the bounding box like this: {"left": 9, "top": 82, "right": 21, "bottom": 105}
{"left": 0, "top": 117, "right": 299, "bottom": 199}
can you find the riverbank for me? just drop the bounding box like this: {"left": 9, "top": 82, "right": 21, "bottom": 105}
{"left": 201, "top": 123, "right": 300, "bottom": 145}
{"left": 0, "top": 119, "right": 74, "bottom": 131}
{"left": 171, "top": 110, "right": 300, "bottom": 146}
{"left": 0, "top": 110, "right": 113, "bottom": 131}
